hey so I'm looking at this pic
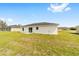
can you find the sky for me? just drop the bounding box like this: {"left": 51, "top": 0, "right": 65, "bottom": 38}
{"left": 0, "top": 3, "right": 79, "bottom": 27}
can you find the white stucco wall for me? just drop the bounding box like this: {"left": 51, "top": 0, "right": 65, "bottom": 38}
{"left": 11, "top": 28, "right": 22, "bottom": 32}
{"left": 21, "top": 25, "right": 58, "bottom": 35}
{"left": 76, "top": 26, "right": 79, "bottom": 33}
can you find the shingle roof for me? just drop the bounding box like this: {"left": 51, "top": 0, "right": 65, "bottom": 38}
{"left": 8, "top": 25, "right": 22, "bottom": 28}
{"left": 23, "top": 22, "right": 59, "bottom": 27}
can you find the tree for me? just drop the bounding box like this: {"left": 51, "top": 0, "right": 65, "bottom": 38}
{"left": 0, "top": 19, "right": 7, "bottom": 31}
{"left": 70, "top": 27, "right": 76, "bottom": 30}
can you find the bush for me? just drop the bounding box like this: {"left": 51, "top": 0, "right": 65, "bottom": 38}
{"left": 70, "top": 27, "right": 76, "bottom": 30}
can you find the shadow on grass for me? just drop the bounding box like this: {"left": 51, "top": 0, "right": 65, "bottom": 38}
{"left": 71, "top": 33, "right": 79, "bottom": 35}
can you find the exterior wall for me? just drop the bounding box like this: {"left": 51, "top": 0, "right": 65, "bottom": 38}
{"left": 76, "top": 26, "right": 79, "bottom": 33}
{"left": 21, "top": 25, "right": 58, "bottom": 35}
{"left": 11, "top": 28, "right": 22, "bottom": 32}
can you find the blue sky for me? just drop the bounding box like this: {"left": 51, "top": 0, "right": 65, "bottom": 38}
{"left": 0, "top": 3, "right": 79, "bottom": 27}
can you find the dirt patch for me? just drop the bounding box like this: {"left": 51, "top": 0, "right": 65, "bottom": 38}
{"left": 0, "top": 48, "right": 13, "bottom": 55}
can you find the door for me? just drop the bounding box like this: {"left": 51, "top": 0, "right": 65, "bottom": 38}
{"left": 28, "top": 27, "right": 32, "bottom": 33}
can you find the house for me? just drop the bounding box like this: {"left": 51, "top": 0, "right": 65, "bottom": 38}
{"left": 9, "top": 25, "right": 22, "bottom": 32}
{"left": 76, "top": 26, "right": 79, "bottom": 33}
{"left": 21, "top": 22, "right": 59, "bottom": 35}
{"left": 58, "top": 27, "right": 70, "bottom": 31}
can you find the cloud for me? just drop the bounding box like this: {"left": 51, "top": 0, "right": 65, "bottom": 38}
{"left": 64, "top": 7, "right": 71, "bottom": 11}
{"left": 0, "top": 18, "right": 13, "bottom": 22}
{"left": 48, "top": 3, "right": 71, "bottom": 12}
{"left": 0, "top": 17, "right": 14, "bottom": 25}
{"left": 0, "top": 18, "right": 5, "bottom": 21}
{"left": 7, "top": 18, "right": 13, "bottom": 22}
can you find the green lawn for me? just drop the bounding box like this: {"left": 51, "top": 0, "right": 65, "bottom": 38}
{"left": 0, "top": 31, "right": 79, "bottom": 56}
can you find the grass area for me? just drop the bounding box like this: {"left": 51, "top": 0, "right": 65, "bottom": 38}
{"left": 0, "top": 31, "right": 79, "bottom": 56}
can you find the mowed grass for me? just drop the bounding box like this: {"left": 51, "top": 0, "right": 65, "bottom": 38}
{"left": 0, "top": 31, "right": 79, "bottom": 56}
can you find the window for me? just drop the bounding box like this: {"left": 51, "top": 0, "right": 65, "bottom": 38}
{"left": 36, "top": 27, "right": 39, "bottom": 30}
{"left": 29, "top": 27, "right": 32, "bottom": 33}
{"left": 22, "top": 28, "right": 24, "bottom": 31}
